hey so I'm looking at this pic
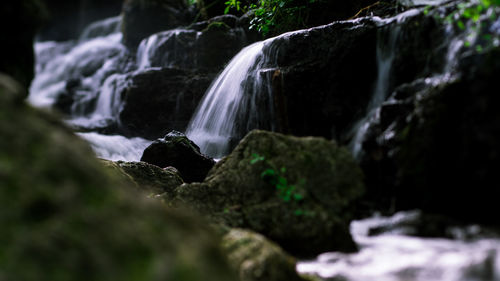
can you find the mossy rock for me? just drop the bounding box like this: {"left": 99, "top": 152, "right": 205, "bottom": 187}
{"left": 0, "top": 75, "right": 236, "bottom": 281}
{"left": 222, "top": 228, "right": 306, "bottom": 281}
{"left": 101, "top": 160, "right": 184, "bottom": 197}
{"left": 174, "top": 130, "right": 364, "bottom": 256}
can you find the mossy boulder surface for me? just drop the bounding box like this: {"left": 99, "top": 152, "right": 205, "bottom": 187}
{"left": 101, "top": 160, "right": 184, "bottom": 197}
{"left": 0, "top": 76, "right": 236, "bottom": 281}
{"left": 222, "top": 228, "right": 306, "bottom": 281}
{"left": 174, "top": 130, "right": 364, "bottom": 256}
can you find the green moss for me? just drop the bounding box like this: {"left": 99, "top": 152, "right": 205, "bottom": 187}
{"left": 0, "top": 76, "right": 236, "bottom": 281}
{"left": 203, "top": 21, "right": 231, "bottom": 32}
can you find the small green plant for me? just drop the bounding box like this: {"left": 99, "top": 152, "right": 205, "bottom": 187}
{"left": 441, "top": 0, "right": 500, "bottom": 51}
{"left": 250, "top": 153, "right": 307, "bottom": 216}
{"left": 224, "top": 0, "right": 320, "bottom": 36}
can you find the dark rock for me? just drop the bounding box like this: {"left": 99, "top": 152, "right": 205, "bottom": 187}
{"left": 119, "top": 68, "right": 215, "bottom": 139}
{"left": 174, "top": 130, "right": 364, "bottom": 256}
{"left": 122, "top": 0, "right": 193, "bottom": 49}
{"left": 355, "top": 4, "right": 500, "bottom": 225}
{"left": 0, "top": 75, "right": 236, "bottom": 281}
{"left": 38, "top": 0, "right": 122, "bottom": 41}
{"left": 136, "top": 24, "right": 248, "bottom": 73}
{"left": 222, "top": 228, "right": 307, "bottom": 281}
{"left": 0, "top": 0, "right": 48, "bottom": 91}
{"left": 260, "top": 19, "right": 379, "bottom": 141}
{"left": 141, "top": 131, "right": 216, "bottom": 183}
{"left": 102, "top": 160, "right": 184, "bottom": 197}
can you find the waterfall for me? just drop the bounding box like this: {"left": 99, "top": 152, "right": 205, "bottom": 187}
{"left": 185, "top": 40, "right": 276, "bottom": 158}
{"left": 349, "top": 25, "right": 401, "bottom": 159}
{"left": 29, "top": 16, "right": 151, "bottom": 162}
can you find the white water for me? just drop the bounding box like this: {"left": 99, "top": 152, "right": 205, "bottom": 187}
{"left": 29, "top": 32, "right": 125, "bottom": 108}
{"left": 185, "top": 40, "right": 275, "bottom": 158}
{"left": 349, "top": 25, "right": 402, "bottom": 159}
{"left": 77, "top": 132, "right": 152, "bottom": 161}
{"left": 298, "top": 211, "right": 500, "bottom": 281}
{"left": 29, "top": 17, "right": 149, "bottom": 162}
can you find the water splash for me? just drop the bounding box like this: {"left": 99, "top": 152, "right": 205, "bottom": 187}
{"left": 349, "top": 25, "right": 402, "bottom": 159}
{"left": 77, "top": 132, "right": 151, "bottom": 161}
{"left": 185, "top": 40, "right": 276, "bottom": 158}
{"left": 79, "top": 16, "right": 121, "bottom": 42}
{"left": 297, "top": 211, "right": 500, "bottom": 281}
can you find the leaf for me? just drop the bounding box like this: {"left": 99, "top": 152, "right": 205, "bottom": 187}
{"left": 457, "top": 20, "right": 465, "bottom": 30}
{"left": 261, "top": 169, "right": 276, "bottom": 178}
{"left": 224, "top": 5, "right": 231, "bottom": 14}
{"left": 293, "top": 194, "right": 303, "bottom": 201}
{"left": 294, "top": 209, "right": 304, "bottom": 216}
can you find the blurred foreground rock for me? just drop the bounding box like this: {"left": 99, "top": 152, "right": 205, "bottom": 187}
{"left": 0, "top": 75, "right": 236, "bottom": 281}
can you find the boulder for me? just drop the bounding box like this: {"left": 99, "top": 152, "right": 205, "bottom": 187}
{"left": 122, "top": 0, "right": 193, "bottom": 49}
{"left": 222, "top": 228, "right": 307, "bottom": 281}
{"left": 218, "top": 18, "right": 379, "bottom": 146}
{"left": 354, "top": 3, "right": 500, "bottom": 226}
{"left": 141, "top": 131, "right": 216, "bottom": 183}
{"left": 101, "top": 160, "right": 184, "bottom": 197}
{"left": 0, "top": 0, "right": 48, "bottom": 91}
{"left": 136, "top": 22, "right": 248, "bottom": 73}
{"left": 0, "top": 75, "right": 236, "bottom": 281}
{"left": 174, "top": 130, "right": 364, "bottom": 256}
{"left": 119, "top": 68, "right": 215, "bottom": 139}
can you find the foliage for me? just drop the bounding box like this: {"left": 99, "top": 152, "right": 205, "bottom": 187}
{"left": 224, "top": 0, "right": 320, "bottom": 36}
{"left": 250, "top": 153, "right": 309, "bottom": 216}
{"left": 427, "top": 0, "right": 500, "bottom": 52}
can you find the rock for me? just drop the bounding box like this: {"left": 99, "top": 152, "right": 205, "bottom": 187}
{"left": 122, "top": 0, "right": 193, "bottom": 49}
{"left": 222, "top": 228, "right": 306, "bottom": 281}
{"left": 241, "top": 18, "right": 379, "bottom": 142}
{"left": 174, "top": 130, "right": 364, "bottom": 256}
{"left": 38, "top": 0, "right": 123, "bottom": 41}
{"left": 101, "top": 160, "right": 184, "bottom": 197}
{"left": 0, "top": 75, "right": 236, "bottom": 281}
{"left": 119, "top": 68, "right": 215, "bottom": 139}
{"left": 351, "top": 3, "right": 500, "bottom": 226}
{"left": 0, "top": 0, "right": 48, "bottom": 91}
{"left": 141, "top": 131, "right": 216, "bottom": 183}
{"left": 136, "top": 24, "right": 248, "bottom": 73}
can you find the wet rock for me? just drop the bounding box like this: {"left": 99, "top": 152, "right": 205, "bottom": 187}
{"left": 0, "top": 75, "right": 236, "bottom": 281}
{"left": 0, "top": 0, "right": 48, "bottom": 91}
{"left": 353, "top": 3, "right": 500, "bottom": 225}
{"left": 261, "top": 18, "right": 379, "bottom": 141}
{"left": 222, "top": 228, "right": 307, "bottom": 281}
{"left": 136, "top": 24, "right": 248, "bottom": 73}
{"left": 101, "top": 160, "right": 184, "bottom": 196}
{"left": 174, "top": 130, "right": 364, "bottom": 256}
{"left": 119, "top": 68, "right": 215, "bottom": 139}
{"left": 122, "top": 0, "right": 193, "bottom": 49}
{"left": 141, "top": 131, "right": 216, "bottom": 183}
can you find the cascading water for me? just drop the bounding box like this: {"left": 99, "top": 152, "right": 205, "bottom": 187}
{"left": 185, "top": 40, "right": 276, "bottom": 158}
{"left": 349, "top": 24, "right": 401, "bottom": 159}
{"left": 297, "top": 211, "right": 500, "bottom": 281}
{"left": 29, "top": 16, "right": 151, "bottom": 161}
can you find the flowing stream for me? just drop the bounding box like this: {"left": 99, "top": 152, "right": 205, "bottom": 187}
{"left": 297, "top": 211, "right": 500, "bottom": 281}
